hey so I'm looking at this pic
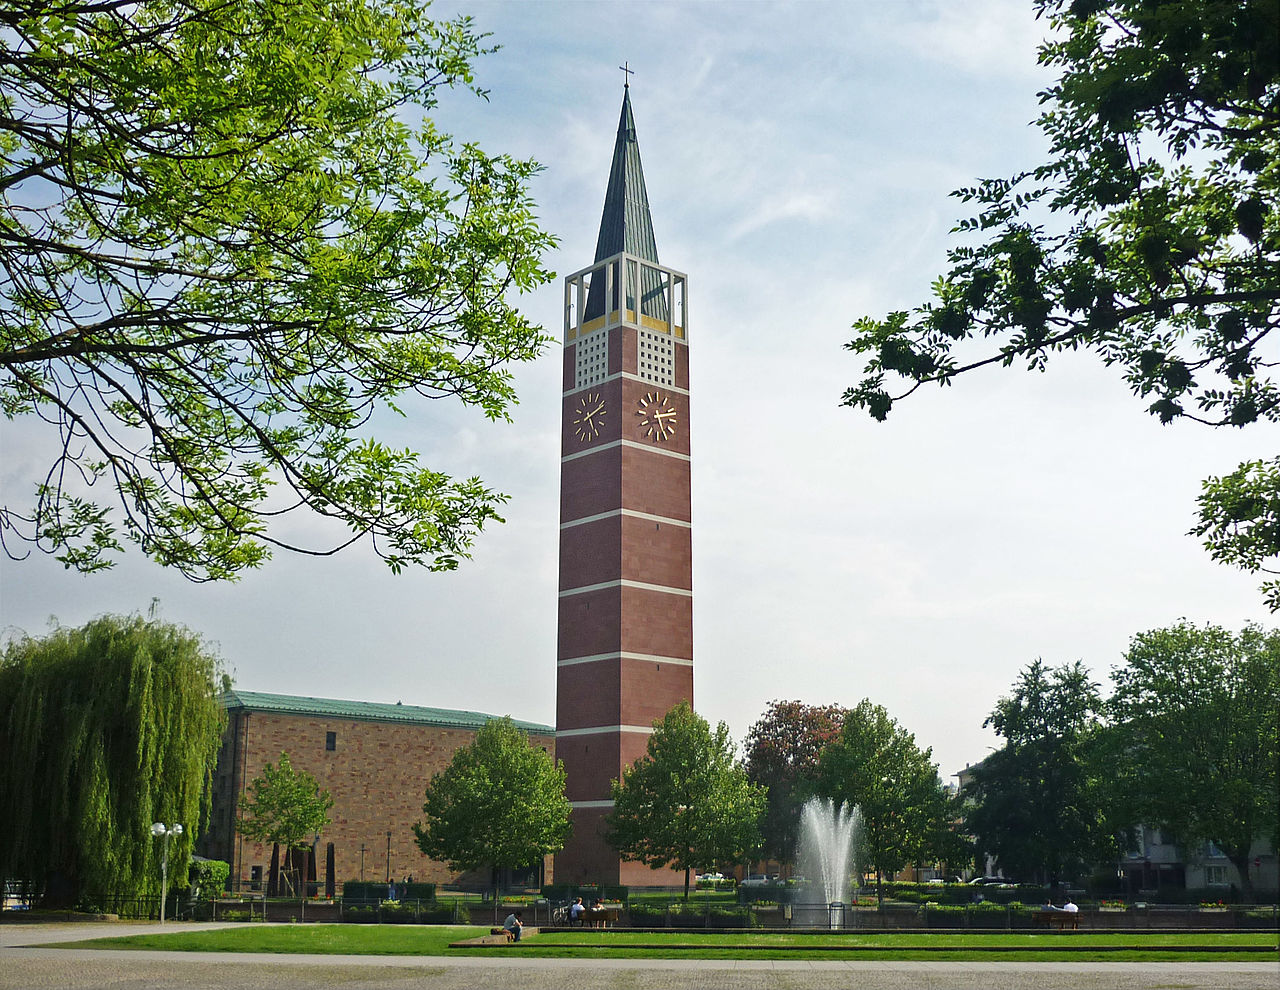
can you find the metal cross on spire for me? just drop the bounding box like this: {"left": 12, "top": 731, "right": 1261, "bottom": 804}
{"left": 619, "top": 62, "right": 634, "bottom": 88}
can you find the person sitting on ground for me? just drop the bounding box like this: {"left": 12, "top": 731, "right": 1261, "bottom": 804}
{"left": 568, "top": 897, "right": 585, "bottom": 925}
{"left": 503, "top": 909, "right": 524, "bottom": 942}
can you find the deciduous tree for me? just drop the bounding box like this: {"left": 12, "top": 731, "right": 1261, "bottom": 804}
{"left": 963, "top": 660, "right": 1121, "bottom": 885}
{"left": 0, "top": 613, "right": 225, "bottom": 908}
{"left": 744, "top": 700, "right": 847, "bottom": 865}
{"left": 1110, "top": 621, "right": 1279, "bottom": 901}
{"left": 238, "top": 752, "right": 332, "bottom": 852}
{"left": 815, "top": 699, "right": 949, "bottom": 904}
{"left": 238, "top": 751, "right": 333, "bottom": 894}
{"left": 842, "top": 0, "right": 1280, "bottom": 604}
{"left": 0, "top": 0, "right": 556, "bottom": 581}
{"left": 607, "top": 702, "right": 766, "bottom": 899}
{"left": 413, "top": 717, "right": 569, "bottom": 899}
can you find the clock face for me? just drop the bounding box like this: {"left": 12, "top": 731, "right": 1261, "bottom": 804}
{"left": 636, "top": 391, "right": 677, "bottom": 442}
{"left": 573, "top": 392, "right": 606, "bottom": 442}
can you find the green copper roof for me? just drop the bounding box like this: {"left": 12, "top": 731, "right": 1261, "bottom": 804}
{"left": 585, "top": 87, "right": 668, "bottom": 322}
{"left": 220, "top": 689, "right": 553, "bottom": 734}
{"left": 593, "top": 87, "right": 660, "bottom": 265}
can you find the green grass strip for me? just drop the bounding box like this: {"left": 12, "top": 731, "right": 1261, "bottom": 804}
{"left": 43, "top": 925, "right": 1279, "bottom": 962}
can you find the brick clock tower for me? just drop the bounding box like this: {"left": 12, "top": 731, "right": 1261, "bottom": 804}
{"left": 554, "top": 86, "right": 692, "bottom": 885}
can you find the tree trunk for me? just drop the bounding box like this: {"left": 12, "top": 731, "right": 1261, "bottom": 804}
{"left": 1226, "top": 851, "right": 1256, "bottom": 903}
{"left": 43, "top": 867, "right": 76, "bottom": 910}
{"left": 876, "top": 867, "right": 883, "bottom": 910}
{"left": 683, "top": 866, "right": 690, "bottom": 901}
{"left": 289, "top": 847, "right": 305, "bottom": 896}
{"left": 267, "top": 844, "right": 280, "bottom": 897}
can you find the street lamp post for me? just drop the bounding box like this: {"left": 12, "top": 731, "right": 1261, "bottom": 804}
{"left": 150, "top": 822, "right": 184, "bottom": 923}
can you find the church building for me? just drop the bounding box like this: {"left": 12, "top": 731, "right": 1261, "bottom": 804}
{"left": 554, "top": 85, "right": 694, "bottom": 884}
{"left": 201, "top": 690, "right": 555, "bottom": 891}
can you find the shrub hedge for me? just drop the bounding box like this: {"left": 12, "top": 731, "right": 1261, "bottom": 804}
{"left": 627, "top": 904, "right": 756, "bottom": 928}
{"left": 341, "top": 900, "right": 467, "bottom": 924}
{"left": 341, "top": 881, "right": 436, "bottom": 902}
{"left": 541, "top": 884, "right": 629, "bottom": 902}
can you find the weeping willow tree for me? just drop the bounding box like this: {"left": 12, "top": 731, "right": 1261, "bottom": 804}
{"left": 0, "top": 614, "right": 226, "bottom": 908}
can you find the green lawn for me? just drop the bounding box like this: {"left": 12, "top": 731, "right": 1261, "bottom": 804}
{"left": 48, "top": 925, "right": 1280, "bottom": 962}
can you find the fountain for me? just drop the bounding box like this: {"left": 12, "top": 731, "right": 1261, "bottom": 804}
{"left": 793, "top": 797, "right": 860, "bottom": 928}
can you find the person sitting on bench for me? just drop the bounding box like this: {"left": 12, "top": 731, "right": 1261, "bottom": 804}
{"left": 568, "top": 897, "right": 585, "bottom": 926}
{"left": 503, "top": 909, "right": 524, "bottom": 942}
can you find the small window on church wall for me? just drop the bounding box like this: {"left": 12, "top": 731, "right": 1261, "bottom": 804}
{"left": 325, "top": 731, "right": 336, "bottom": 751}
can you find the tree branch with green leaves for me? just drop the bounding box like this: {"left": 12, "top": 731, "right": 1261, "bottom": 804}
{"left": 0, "top": 0, "right": 557, "bottom": 580}
{"left": 842, "top": 0, "right": 1279, "bottom": 605}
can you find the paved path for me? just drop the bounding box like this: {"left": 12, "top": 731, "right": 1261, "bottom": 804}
{"left": 2, "top": 922, "right": 1276, "bottom": 990}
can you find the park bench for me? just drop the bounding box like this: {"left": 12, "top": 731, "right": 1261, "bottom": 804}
{"left": 1032, "top": 910, "right": 1079, "bottom": 930}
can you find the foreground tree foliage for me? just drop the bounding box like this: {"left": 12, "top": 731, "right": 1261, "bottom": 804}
{"left": 815, "top": 699, "right": 957, "bottom": 904}
{"left": 413, "top": 717, "right": 569, "bottom": 899}
{"left": 842, "top": 0, "right": 1280, "bottom": 604}
{"left": 963, "top": 660, "right": 1120, "bottom": 885}
{"left": 0, "top": 0, "right": 556, "bottom": 581}
{"left": 744, "top": 699, "right": 847, "bottom": 865}
{"left": 1110, "top": 621, "right": 1279, "bottom": 901}
{"left": 607, "top": 702, "right": 766, "bottom": 899}
{"left": 0, "top": 614, "right": 226, "bottom": 908}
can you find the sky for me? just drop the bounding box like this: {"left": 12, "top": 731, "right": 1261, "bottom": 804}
{"left": 2, "top": 0, "right": 1274, "bottom": 782}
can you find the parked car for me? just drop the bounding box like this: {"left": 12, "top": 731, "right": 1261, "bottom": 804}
{"left": 968, "top": 875, "right": 1016, "bottom": 886}
{"left": 697, "top": 872, "right": 725, "bottom": 883}
{"left": 740, "top": 874, "right": 774, "bottom": 888}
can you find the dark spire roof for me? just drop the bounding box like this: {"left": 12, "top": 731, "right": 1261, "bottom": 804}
{"left": 585, "top": 88, "right": 667, "bottom": 322}
{"left": 592, "top": 87, "right": 660, "bottom": 265}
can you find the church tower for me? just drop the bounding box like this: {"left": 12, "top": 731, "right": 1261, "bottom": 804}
{"left": 555, "top": 86, "right": 692, "bottom": 885}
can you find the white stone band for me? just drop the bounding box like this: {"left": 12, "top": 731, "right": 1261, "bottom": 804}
{"left": 560, "top": 508, "right": 691, "bottom": 530}
{"left": 556, "top": 725, "right": 656, "bottom": 738}
{"left": 562, "top": 439, "right": 691, "bottom": 464}
{"left": 559, "top": 579, "right": 692, "bottom": 599}
{"left": 558, "top": 652, "right": 693, "bottom": 668}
